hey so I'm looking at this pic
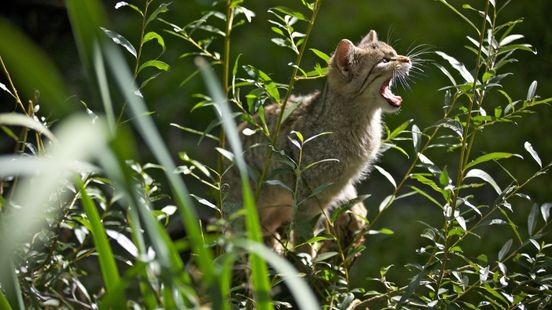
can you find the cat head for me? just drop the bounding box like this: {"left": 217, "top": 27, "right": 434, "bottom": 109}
{"left": 328, "top": 30, "right": 411, "bottom": 112}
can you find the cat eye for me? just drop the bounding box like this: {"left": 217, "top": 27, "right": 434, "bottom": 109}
{"left": 381, "top": 57, "right": 391, "bottom": 63}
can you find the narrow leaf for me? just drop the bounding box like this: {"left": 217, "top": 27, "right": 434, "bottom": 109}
{"left": 374, "top": 165, "right": 397, "bottom": 189}
{"left": 465, "top": 152, "right": 515, "bottom": 169}
{"left": 435, "top": 50, "right": 474, "bottom": 83}
{"left": 498, "top": 238, "right": 512, "bottom": 261}
{"left": 101, "top": 27, "right": 137, "bottom": 57}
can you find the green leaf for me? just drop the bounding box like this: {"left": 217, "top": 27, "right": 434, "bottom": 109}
{"left": 310, "top": 48, "right": 330, "bottom": 62}
{"left": 138, "top": 59, "right": 170, "bottom": 73}
{"left": 388, "top": 119, "right": 413, "bottom": 140}
{"left": 143, "top": 31, "right": 166, "bottom": 53}
{"left": 464, "top": 169, "right": 501, "bottom": 194}
{"left": 374, "top": 165, "right": 397, "bottom": 189}
{"left": 314, "top": 251, "right": 338, "bottom": 263}
{"left": 498, "top": 238, "right": 512, "bottom": 261}
{"left": 465, "top": 152, "right": 515, "bottom": 170}
{"left": 523, "top": 141, "right": 541, "bottom": 167}
{"left": 77, "top": 180, "right": 124, "bottom": 304}
{"left": 528, "top": 203, "right": 539, "bottom": 236}
{"left": 101, "top": 27, "right": 137, "bottom": 57}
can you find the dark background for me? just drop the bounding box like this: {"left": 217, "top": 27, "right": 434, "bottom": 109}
{"left": 2, "top": 0, "right": 551, "bottom": 289}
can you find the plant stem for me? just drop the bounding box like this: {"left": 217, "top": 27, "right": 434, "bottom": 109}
{"left": 254, "top": 0, "right": 322, "bottom": 200}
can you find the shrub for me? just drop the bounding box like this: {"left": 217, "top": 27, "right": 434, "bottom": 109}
{"left": 0, "top": 0, "right": 550, "bottom": 309}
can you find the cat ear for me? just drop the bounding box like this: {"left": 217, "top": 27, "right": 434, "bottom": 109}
{"left": 333, "top": 39, "right": 355, "bottom": 76}
{"left": 360, "top": 30, "right": 378, "bottom": 45}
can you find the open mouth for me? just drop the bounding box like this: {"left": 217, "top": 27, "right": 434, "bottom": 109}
{"left": 380, "top": 78, "right": 402, "bottom": 108}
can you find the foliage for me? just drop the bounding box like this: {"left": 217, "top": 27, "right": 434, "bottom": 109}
{"left": 0, "top": 0, "right": 551, "bottom": 309}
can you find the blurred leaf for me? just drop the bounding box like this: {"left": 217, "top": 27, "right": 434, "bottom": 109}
{"left": 272, "top": 6, "right": 308, "bottom": 21}
{"left": 101, "top": 27, "right": 137, "bottom": 57}
{"left": 523, "top": 141, "right": 542, "bottom": 167}
{"left": 310, "top": 48, "right": 330, "bottom": 62}
{"left": 0, "top": 113, "right": 57, "bottom": 142}
{"left": 464, "top": 169, "right": 501, "bottom": 194}
{"left": 266, "top": 179, "right": 292, "bottom": 192}
{"left": 314, "top": 251, "right": 338, "bottom": 263}
{"left": 146, "top": 2, "right": 171, "bottom": 26}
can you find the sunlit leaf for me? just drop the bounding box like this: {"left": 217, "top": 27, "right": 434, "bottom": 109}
{"left": 435, "top": 50, "right": 474, "bottom": 83}
{"left": 464, "top": 169, "right": 501, "bottom": 194}
{"left": 523, "top": 141, "right": 542, "bottom": 167}
{"left": 526, "top": 80, "right": 537, "bottom": 101}
{"left": 374, "top": 165, "right": 397, "bottom": 189}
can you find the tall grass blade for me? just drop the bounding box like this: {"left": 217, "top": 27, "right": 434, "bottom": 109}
{"left": 77, "top": 179, "right": 125, "bottom": 307}
{"left": 196, "top": 57, "right": 273, "bottom": 309}
{"left": 102, "top": 43, "right": 219, "bottom": 299}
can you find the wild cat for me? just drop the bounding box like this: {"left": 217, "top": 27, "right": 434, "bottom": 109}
{"left": 225, "top": 30, "right": 412, "bottom": 253}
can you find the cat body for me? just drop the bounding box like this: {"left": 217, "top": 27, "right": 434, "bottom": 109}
{"left": 227, "top": 30, "right": 411, "bottom": 250}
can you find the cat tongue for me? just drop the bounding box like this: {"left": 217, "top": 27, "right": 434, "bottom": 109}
{"left": 380, "top": 79, "right": 402, "bottom": 107}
